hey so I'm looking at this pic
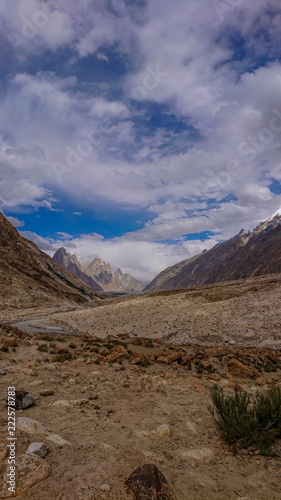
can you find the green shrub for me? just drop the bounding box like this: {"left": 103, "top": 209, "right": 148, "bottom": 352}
{"left": 37, "top": 344, "right": 48, "bottom": 352}
{"left": 40, "top": 335, "right": 55, "bottom": 342}
{"left": 94, "top": 358, "right": 101, "bottom": 365}
{"left": 1, "top": 346, "right": 9, "bottom": 352}
{"left": 53, "top": 353, "right": 73, "bottom": 363}
{"left": 209, "top": 384, "right": 281, "bottom": 453}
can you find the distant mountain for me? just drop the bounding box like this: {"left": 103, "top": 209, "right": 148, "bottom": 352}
{"left": 53, "top": 248, "right": 104, "bottom": 292}
{"left": 145, "top": 210, "right": 281, "bottom": 292}
{"left": 0, "top": 213, "right": 102, "bottom": 311}
{"left": 53, "top": 249, "right": 144, "bottom": 292}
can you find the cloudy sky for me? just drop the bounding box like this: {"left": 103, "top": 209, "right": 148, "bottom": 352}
{"left": 1, "top": 0, "right": 281, "bottom": 282}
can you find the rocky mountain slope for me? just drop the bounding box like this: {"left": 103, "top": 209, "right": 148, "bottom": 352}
{"left": 0, "top": 213, "right": 101, "bottom": 311}
{"left": 145, "top": 210, "right": 281, "bottom": 291}
{"left": 53, "top": 248, "right": 144, "bottom": 292}
{"left": 52, "top": 248, "right": 104, "bottom": 292}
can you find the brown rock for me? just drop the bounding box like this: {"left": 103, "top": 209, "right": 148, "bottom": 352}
{"left": 131, "top": 357, "right": 143, "bottom": 365}
{"left": 56, "top": 348, "right": 70, "bottom": 354}
{"left": 227, "top": 359, "right": 259, "bottom": 378}
{"left": 106, "top": 353, "right": 122, "bottom": 363}
{"left": 207, "top": 373, "right": 221, "bottom": 382}
{"left": 156, "top": 356, "right": 170, "bottom": 364}
{"left": 40, "top": 390, "right": 54, "bottom": 396}
{"left": 0, "top": 453, "right": 51, "bottom": 498}
{"left": 4, "top": 338, "right": 18, "bottom": 348}
{"left": 125, "top": 464, "right": 174, "bottom": 500}
{"left": 167, "top": 352, "right": 182, "bottom": 363}
{"left": 112, "top": 345, "right": 129, "bottom": 356}
{"left": 131, "top": 338, "right": 153, "bottom": 348}
{"left": 267, "top": 354, "right": 279, "bottom": 365}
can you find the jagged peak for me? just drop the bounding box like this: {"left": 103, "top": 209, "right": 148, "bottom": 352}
{"left": 53, "top": 247, "right": 67, "bottom": 256}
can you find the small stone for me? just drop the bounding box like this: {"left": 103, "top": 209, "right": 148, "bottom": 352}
{"left": 17, "top": 417, "right": 48, "bottom": 435}
{"left": 100, "top": 484, "right": 111, "bottom": 492}
{"left": 40, "top": 390, "right": 54, "bottom": 396}
{"left": 26, "top": 442, "right": 50, "bottom": 459}
{"left": 23, "top": 369, "right": 37, "bottom": 376}
{"left": 154, "top": 424, "right": 172, "bottom": 438}
{"left": 46, "top": 433, "right": 71, "bottom": 448}
{"left": 176, "top": 447, "right": 214, "bottom": 462}
{"left": 52, "top": 399, "right": 89, "bottom": 408}
{"left": 0, "top": 372, "right": 7, "bottom": 376}
{"left": 29, "top": 380, "right": 44, "bottom": 387}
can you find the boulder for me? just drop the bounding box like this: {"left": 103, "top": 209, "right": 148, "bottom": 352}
{"left": 125, "top": 464, "right": 174, "bottom": 500}
{"left": 0, "top": 453, "right": 51, "bottom": 498}
{"left": 227, "top": 359, "right": 259, "bottom": 378}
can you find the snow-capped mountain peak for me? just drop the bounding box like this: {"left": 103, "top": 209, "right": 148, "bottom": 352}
{"left": 268, "top": 207, "right": 281, "bottom": 221}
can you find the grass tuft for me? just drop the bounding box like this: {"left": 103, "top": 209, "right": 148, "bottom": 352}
{"left": 209, "top": 384, "right": 281, "bottom": 453}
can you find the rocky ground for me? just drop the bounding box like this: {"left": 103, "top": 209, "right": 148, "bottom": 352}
{"left": 0, "top": 322, "right": 280, "bottom": 500}
{"left": 46, "top": 274, "right": 281, "bottom": 350}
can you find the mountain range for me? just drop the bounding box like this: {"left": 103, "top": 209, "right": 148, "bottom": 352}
{"left": 53, "top": 248, "right": 144, "bottom": 293}
{"left": 145, "top": 209, "right": 281, "bottom": 292}
{"left": 0, "top": 213, "right": 102, "bottom": 311}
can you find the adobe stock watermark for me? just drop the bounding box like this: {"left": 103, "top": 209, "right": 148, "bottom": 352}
{"left": 51, "top": 64, "right": 170, "bottom": 182}
{"left": 204, "top": 107, "right": 281, "bottom": 190}
{"left": 7, "top": 0, "right": 70, "bottom": 47}
{"left": 213, "top": 0, "right": 244, "bottom": 22}
{"left": 237, "top": 108, "right": 281, "bottom": 162}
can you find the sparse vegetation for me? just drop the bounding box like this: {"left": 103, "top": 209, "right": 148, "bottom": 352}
{"left": 37, "top": 343, "right": 49, "bottom": 352}
{"left": 1, "top": 346, "right": 9, "bottom": 352}
{"left": 40, "top": 335, "right": 55, "bottom": 342}
{"left": 209, "top": 384, "right": 281, "bottom": 453}
{"left": 53, "top": 353, "right": 73, "bottom": 363}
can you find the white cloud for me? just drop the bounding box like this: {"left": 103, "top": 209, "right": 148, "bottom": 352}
{"left": 5, "top": 216, "right": 25, "bottom": 228}
{"left": 21, "top": 229, "right": 218, "bottom": 282}
{"left": 1, "top": 0, "right": 281, "bottom": 279}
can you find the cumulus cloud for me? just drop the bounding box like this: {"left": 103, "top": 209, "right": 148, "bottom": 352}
{"left": 21, "top": 229, "right": 218, "bottom": 282}
{"left": 1, "top": 0, "right": 281, "bottom": 278}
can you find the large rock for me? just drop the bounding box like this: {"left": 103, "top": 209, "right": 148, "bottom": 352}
{"left": 17, "top": 418, "right": 48, "bottom": 435}
{"left": 0, "top": 453, "right": 51, "bottom": 498}
{"left": 125, "top": 464, "right": 174, "bottom": 500}
{"left": 6, "top": 391, "right": 35, "bottom": 410}
{"left": 227, "top": 359, "right": 259, "bottom": 378}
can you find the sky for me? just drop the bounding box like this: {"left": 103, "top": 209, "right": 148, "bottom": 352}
{"left": 1, "top": 0, "right": 281, "bottom": 282}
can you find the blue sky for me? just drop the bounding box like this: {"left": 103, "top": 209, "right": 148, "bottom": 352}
{"left": 1, "top": 0, "right": 281, "bottom": 281}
